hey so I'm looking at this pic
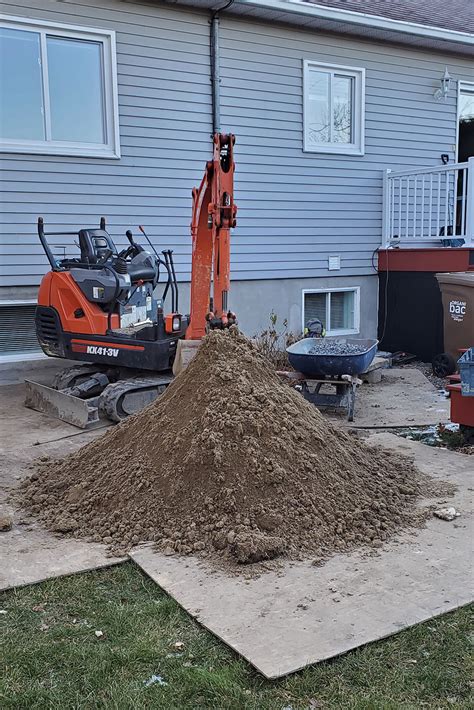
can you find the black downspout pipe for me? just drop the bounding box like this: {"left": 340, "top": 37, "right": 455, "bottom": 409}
{"left": 210, "top": 1, "right": 234, "bottom": 135}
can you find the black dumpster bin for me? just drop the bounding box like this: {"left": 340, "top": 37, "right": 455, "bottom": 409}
{"left": 378, "top": 271, "right": 444, "bottom": 362}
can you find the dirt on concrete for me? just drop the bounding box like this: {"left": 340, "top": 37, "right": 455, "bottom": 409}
{"left": 402, "top": 360, "right": 447, "bottom": 391}
{"left": 18, "top": 329, "right": 449, "bottom": 566}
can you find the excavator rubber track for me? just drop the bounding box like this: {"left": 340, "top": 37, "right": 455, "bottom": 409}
{"left": 52, "top": 364, "right": 109, "bottom": 391}
{"left": 98, "top": 375, "right": 172, "bottom": 422}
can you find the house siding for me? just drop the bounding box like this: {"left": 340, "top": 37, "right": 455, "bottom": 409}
{"left": 0, "top": 0, "right": 213, "bottom": 287}
{"left": 1, "top": 0, "right": 473, "bottom": 295}
{"left": 217, "top": 19, "right": 473, "bottom": 280}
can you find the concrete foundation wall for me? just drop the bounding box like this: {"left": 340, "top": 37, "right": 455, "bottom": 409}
{"left": 170, "top": 274, "right": 378, "bottom": 339}
{"left": 0, "top": 273, "right": 378, "bottom": 362}
{"left": 0, "top": 286, "right": 39, "bottom": 301}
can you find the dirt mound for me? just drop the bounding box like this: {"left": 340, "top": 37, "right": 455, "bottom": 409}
{"left": 20, "top": 329, "right": 434, "bottom": 564}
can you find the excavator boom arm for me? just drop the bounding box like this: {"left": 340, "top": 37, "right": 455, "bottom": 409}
{"left": 186, "top": 133, "right": 237, "bottom": 340}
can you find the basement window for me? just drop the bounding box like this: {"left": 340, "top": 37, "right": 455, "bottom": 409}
{"left": 0, "top": 301, "right": 42, "bottom": 360}
{"left": 302, "top": 288, "right": 360, "bottom": 335}
{"left": 0, "top": 16, "right": 120, "bottom": 158}
{"left": 303, "top": 60, "right": 365, "bottom": 155}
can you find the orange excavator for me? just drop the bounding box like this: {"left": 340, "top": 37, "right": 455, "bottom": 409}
{"left": 26, "top": 133, "right": 237, "bottom": 427}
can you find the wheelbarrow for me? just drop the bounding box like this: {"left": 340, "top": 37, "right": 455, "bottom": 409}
{"left": 286, "top": 338, "right": 378, "bottom": 421}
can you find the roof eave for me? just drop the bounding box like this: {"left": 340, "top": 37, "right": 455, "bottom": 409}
{"left": 237, "top": 0, "right": 474, "bottom": 46}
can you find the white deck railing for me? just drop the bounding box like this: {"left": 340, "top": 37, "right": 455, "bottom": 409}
{"left": 382, "top": 156, "right": 474, "bottom": 247}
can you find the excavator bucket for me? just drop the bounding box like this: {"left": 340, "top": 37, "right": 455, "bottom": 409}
{"left": 173, "top": 339, "right": 201, "bottom": 376}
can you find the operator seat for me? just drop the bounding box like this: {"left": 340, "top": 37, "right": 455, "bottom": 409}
{"left": 78, "top": 229, "right": 117, "bottom": 264}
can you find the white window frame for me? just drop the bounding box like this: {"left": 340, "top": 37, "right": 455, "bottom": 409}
{"left": 302, "top": 286, "right": 361, "bottom": 336}
{"left": 0, "top": 14, "right": 120, "bottom": 159}
{"left": 303, "top": 60, "right": 365, "bottom": 156}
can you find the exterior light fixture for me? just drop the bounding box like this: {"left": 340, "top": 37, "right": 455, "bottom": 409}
{"left": 433, "top": 67, "right": 451, "bottom": 101}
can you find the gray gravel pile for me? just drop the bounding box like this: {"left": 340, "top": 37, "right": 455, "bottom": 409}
{"left": 308, "top": 341, "right": 367, "bottom": 355}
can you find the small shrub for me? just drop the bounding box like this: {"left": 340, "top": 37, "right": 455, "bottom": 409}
{"left": 252, "top": 311, "right": 300, "bottom": 369}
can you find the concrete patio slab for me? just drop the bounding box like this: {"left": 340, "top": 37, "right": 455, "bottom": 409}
{"left": 131, "top": 434, "right": 473, "bottom": 679}
{"left": 331, "top": 368, "right": 450, "bottom": 428}
{"left": 0, "top": 383, "right": 120, "bottom": 591}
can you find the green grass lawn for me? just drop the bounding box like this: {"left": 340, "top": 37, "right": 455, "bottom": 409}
{"left": 1, "top": 562, "right": 472, "bottom": 710}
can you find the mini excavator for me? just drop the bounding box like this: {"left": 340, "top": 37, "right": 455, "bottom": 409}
{"left": 26, "top": 133, "right": 237, "bottom": 427}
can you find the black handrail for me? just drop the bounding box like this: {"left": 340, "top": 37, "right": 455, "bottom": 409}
{"left": 37, "top": 216, "right": 111, "bottom": 272}
{"left": 37, "top": 217, "right": 69, "bottom": 271}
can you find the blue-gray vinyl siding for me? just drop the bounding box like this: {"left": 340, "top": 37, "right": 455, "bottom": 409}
{"left": 0, "top": 0, "right": 473, "bottom": 287}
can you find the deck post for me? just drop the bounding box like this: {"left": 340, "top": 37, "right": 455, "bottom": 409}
{"left": 466, "top": 157, "right": 474, "bottom": 245}
{"left": 381, "top": 169, "right": 391, "bottom": 248}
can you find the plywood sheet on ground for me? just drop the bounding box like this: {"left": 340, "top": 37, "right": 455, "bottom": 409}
{"left": 131, "top": 435, "right": 473, "bottom": 678}
{"left": 0, "top": 523, "right": 124, "bottom": 591}
{"left": 0, "top": 383, "right": 121, "bottom": 591}
{"left": 328, "top": 368, "right": 450, "bottom": 428}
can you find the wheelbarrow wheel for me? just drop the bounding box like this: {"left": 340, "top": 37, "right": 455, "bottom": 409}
{"left": 460, "top": 425, "right": 474, "bottom": 446}
{"left": 432, "top": 352, "right": 456, "bottom": 378}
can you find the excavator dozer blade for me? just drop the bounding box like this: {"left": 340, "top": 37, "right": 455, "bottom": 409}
{"left": 24, "top": 379, "right": 101, "bottom": 429}
{"left": 173, "top": 339, "right": 201, "bottom": 377}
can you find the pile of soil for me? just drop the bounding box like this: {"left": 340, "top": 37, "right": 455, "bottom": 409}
{"left": 20, "top": 329, "right": 437, "bottom": 565}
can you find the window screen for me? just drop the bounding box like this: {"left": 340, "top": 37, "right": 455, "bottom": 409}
{"left": 330, "top": 290, "right": 355, "bottom": 330}
{"left": 304, "top": 292, "right": 327, "bottom": 329}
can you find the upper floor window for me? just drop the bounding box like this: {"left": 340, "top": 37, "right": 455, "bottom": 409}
{"left": 303, "top": 60, "right": 365, "bottom": 156}
{"left": 0, "top": 17, "right": 120, "bottom": 158}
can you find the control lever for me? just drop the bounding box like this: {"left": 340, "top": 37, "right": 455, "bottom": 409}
{"left": 125, "top": 229, "right": 136, "bottom": 247}
{"left": 138, "top": 225, "right": 161, "bottom": 261}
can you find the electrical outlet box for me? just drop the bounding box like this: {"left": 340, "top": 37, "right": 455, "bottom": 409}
{"left": 328, "top": 255, "right": 341, "bottom": 271}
